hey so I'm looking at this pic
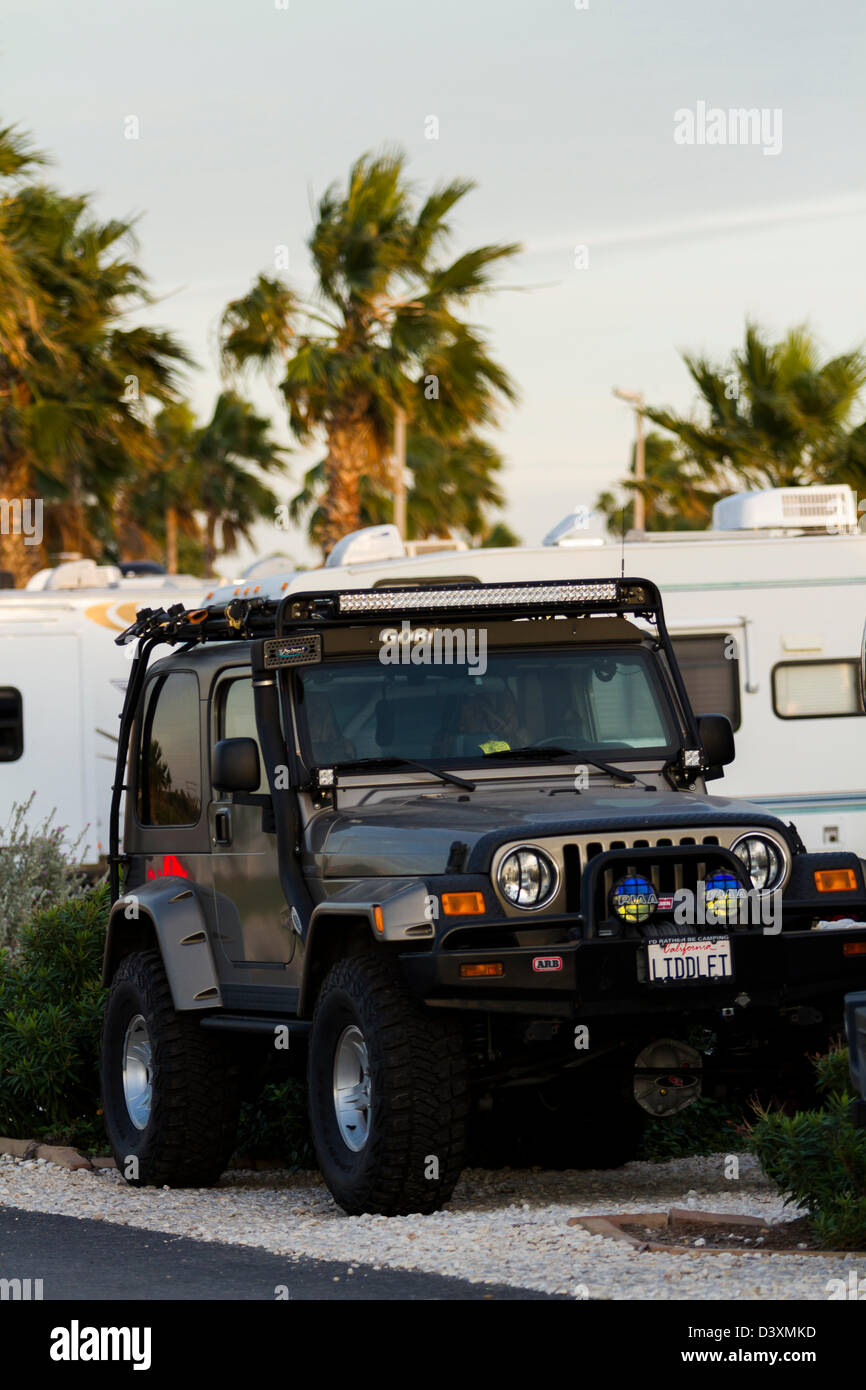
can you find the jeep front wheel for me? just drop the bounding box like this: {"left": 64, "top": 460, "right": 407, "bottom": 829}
{"left": 101, "top": 949, "right": 240, "bottom": 1187}
{"left": 308, "top": 955, "right": 468, "bottom": 1215}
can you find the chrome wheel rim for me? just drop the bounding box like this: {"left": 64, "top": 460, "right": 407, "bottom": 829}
{"left": 333, "top": 1024, "right": 371, "bottom": 1152}
{"left": 122, "top": 1014, "right": 153, "bottom": 1131}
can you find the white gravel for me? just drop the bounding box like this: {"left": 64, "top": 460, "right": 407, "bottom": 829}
{"left": 1, "top": 1151, "right": 863, "bottom": 1299}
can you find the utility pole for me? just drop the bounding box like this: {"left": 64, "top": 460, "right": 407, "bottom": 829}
{"left": 393, "top": 407, "right": 407, "bottom": 539}
{"left": 166, "top": 505, "right": 178, "bottom": 574}
{"left": 613, "top": 387, "right": 646, "bottom": 532}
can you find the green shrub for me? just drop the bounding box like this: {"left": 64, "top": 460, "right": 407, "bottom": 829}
{"left": 234, "top": 1078, "right": 314, "bottom": 1170}
{"left": 640, "top": 1096, "right": 749, "bottom": 1162}
{"left": 749, "top": 1045, "right": 866, "bottom": 1250}
{"left": 811, "top": 1043, "right": 851, "bottom": 1098}
{"left": 0, "top": 884, "right": 109, "bottom": 1150}
{"left": 0, "top": 796, "right": 87, "bottom": 954}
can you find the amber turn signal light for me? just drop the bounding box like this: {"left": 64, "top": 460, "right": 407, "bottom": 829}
{"left": 373, "top": 905, "right": 385, "bottom": 934}
{"left": 442, "top": 891, "right": 486, "bottom": 916}
{"left": 459, "top": 962, "right": 503, "bottom": 978}
{"left": 814, "top": 868, "right": 858, "bottom": 893}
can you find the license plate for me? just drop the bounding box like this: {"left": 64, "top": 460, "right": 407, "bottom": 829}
{"left": 646, "top": 936, "right": 733, "bottom": 984}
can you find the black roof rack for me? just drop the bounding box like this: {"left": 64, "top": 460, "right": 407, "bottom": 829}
{"left": 114, "top": 577, "right": 664, "bottom": 650}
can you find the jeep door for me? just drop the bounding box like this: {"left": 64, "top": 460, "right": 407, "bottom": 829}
{"left": 129, "top": 666, "right": 215, "bottom": 899}
{"left": 209, "top": 668, "right": 296, "bottom": 980}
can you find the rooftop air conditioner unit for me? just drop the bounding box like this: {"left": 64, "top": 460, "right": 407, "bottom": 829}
{"left": 712, "top": 485, "right": 858, "bottom": 533}
{"left": 325, "top": 524, "right": 407, "bottom": 568}
{"left": 542, "top": 507, "right": 608, "bottom": 547}
{"left": 28, "top": 559, "right": 123, "bottom": 590}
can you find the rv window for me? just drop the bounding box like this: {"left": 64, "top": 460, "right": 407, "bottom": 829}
{"left": 217, "top": 676, "right": 267, "bottom": 793}
{"left": 772, "top": 660, "right": 863, "bottom": 720}
{"left": 671, "top": 635, "right": 741, "bottom": 732}
{"left": 0, "top": 686, "right": 22, "bottom": 762}
{"left": 137, "top": 672, "right": 202, "bottom": 825}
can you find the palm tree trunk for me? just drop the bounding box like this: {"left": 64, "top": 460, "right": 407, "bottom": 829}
{"left": 319, "top": 421, "right": 374, "bottom": 557}
{"left": 0, "top": 452, "right": 44, "bottom": 586}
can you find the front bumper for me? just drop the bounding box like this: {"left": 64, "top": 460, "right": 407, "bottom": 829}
{"left": 400, "top": 921, "right": 866, "bottom": 1021}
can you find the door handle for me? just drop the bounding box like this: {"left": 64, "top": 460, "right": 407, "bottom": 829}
{"left": 213, "top": 808, "right": 232, "bottom": 847}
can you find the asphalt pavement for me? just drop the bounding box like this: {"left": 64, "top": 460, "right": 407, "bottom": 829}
{"left": 0, "top": 1206, "right": 557, "bottom": 1300}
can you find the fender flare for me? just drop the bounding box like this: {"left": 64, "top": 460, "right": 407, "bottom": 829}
{"left": 298, "top": 880, "right": 435, "bottom": 1016}
{"left": 102, "top": 877, "right": 222, "bottom": 1012}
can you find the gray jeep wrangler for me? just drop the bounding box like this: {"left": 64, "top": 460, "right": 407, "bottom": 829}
{"left": 100, "top": 578, "right": 866, "bottom": 1214}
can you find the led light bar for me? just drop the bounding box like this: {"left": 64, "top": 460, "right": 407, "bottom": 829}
{"left": 263, "top": 634, "right": 322, "bottom": 668}
{"left": 336, "top": 581, "right": 620, "bottom": 614}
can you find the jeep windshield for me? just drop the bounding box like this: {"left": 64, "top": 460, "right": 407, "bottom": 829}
{"left": 295, "top": 646, "right": 679, "bottom": 769}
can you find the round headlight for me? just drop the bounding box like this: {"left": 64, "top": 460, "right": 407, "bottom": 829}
{"left": 498, "top": 847, "right": 557, "bottom": 909}
{"left": 612, "top": 874, "right": 658, "bottom": 923}
{"left": 731, "top": 835, "right": 784, "bottom": 892}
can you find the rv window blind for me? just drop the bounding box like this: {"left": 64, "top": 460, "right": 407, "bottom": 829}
{"left": 670, "top": 635, "right": 741, "bottom": 731}
{"left": 772, "top": 660, "right": 863, "bottom": 720}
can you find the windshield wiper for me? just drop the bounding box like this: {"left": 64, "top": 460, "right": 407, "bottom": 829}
{"left": 330, "top": 757, "right": 477, "bottom": 791}
{"left": 481, "top": 745, "right": 644, "bottom": 786}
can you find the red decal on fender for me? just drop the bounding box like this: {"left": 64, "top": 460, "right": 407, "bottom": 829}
{"left": 147, "top": 854, "right": 190, "bottom": 881}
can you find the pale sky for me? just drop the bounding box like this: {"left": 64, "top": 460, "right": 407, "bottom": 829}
{"left": 4, "top": 0, "right": 865, "bottom": 567}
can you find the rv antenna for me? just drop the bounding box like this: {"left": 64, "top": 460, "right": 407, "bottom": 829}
{"left": 620, "top": 508, "right": 626, "bottom": 579}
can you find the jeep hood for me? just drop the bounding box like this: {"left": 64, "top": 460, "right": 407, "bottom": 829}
{"left": 308, "top": 786, "right": 792, "bottom": 878}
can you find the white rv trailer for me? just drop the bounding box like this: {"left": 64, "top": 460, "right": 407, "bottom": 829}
{"left": 207, "top": 486, "right": 866, "bottom": 857}
{"left": 0, "top": 561, "right": 204, "bottom": 862}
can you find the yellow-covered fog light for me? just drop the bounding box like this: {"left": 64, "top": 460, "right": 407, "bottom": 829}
{"left": 611, "top": 875, "right": 658, "bottom": 923}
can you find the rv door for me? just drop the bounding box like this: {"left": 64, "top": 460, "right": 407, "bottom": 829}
{"left": 0, "top": 631, "right": 85, "bottom": 850}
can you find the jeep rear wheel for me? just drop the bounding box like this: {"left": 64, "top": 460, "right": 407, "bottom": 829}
{"left": 101, "top": 949, "right": 240, "bottom": 1187}
{"left": 308, "top": 956, "right": 468, "bottom": 1215}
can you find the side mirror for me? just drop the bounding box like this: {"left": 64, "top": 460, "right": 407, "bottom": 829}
{"left": 698, "top": 713, "right": 735, "bottom": 769}
{"left": 213, "top": 737, "right": 261, "bottom": 793}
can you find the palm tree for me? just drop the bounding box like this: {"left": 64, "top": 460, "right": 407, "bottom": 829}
{"left": 0, "top": 125, "right": 55, "bottom": 581}
{"left": 596, "top": 432, "right": 718, "bottom": 533}
{"left": 133, "top": 402, "right": 201, "bottom": 573}
{"left": 221, "top": 150, "right": 519, "bottom": 555}
{"left": 0, "top": 124, "right": 48, "bottom": 373}
{"left": 0, "top": 122, "right": 191, "bottom": 581}
{"left": 288, "top": 429, "right": 517, "bottom": 550}
{"left": 126, "top": 393, "right": 289, "bottom": 574}
{"left": 13, "top": 188, "right": 192, "bottom": 560}
{"left": 192, "top": 391, "right": 289, "bottom": 570}
{"left": 644, "top": 323, "right": 866, "bottom": 491}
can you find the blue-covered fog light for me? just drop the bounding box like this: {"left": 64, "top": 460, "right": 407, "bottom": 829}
{"left": 704, "top": 870, "right": 743, "bottom": 923}
{"left": 612, "top": 874, "right": 658, "bottom": 923}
